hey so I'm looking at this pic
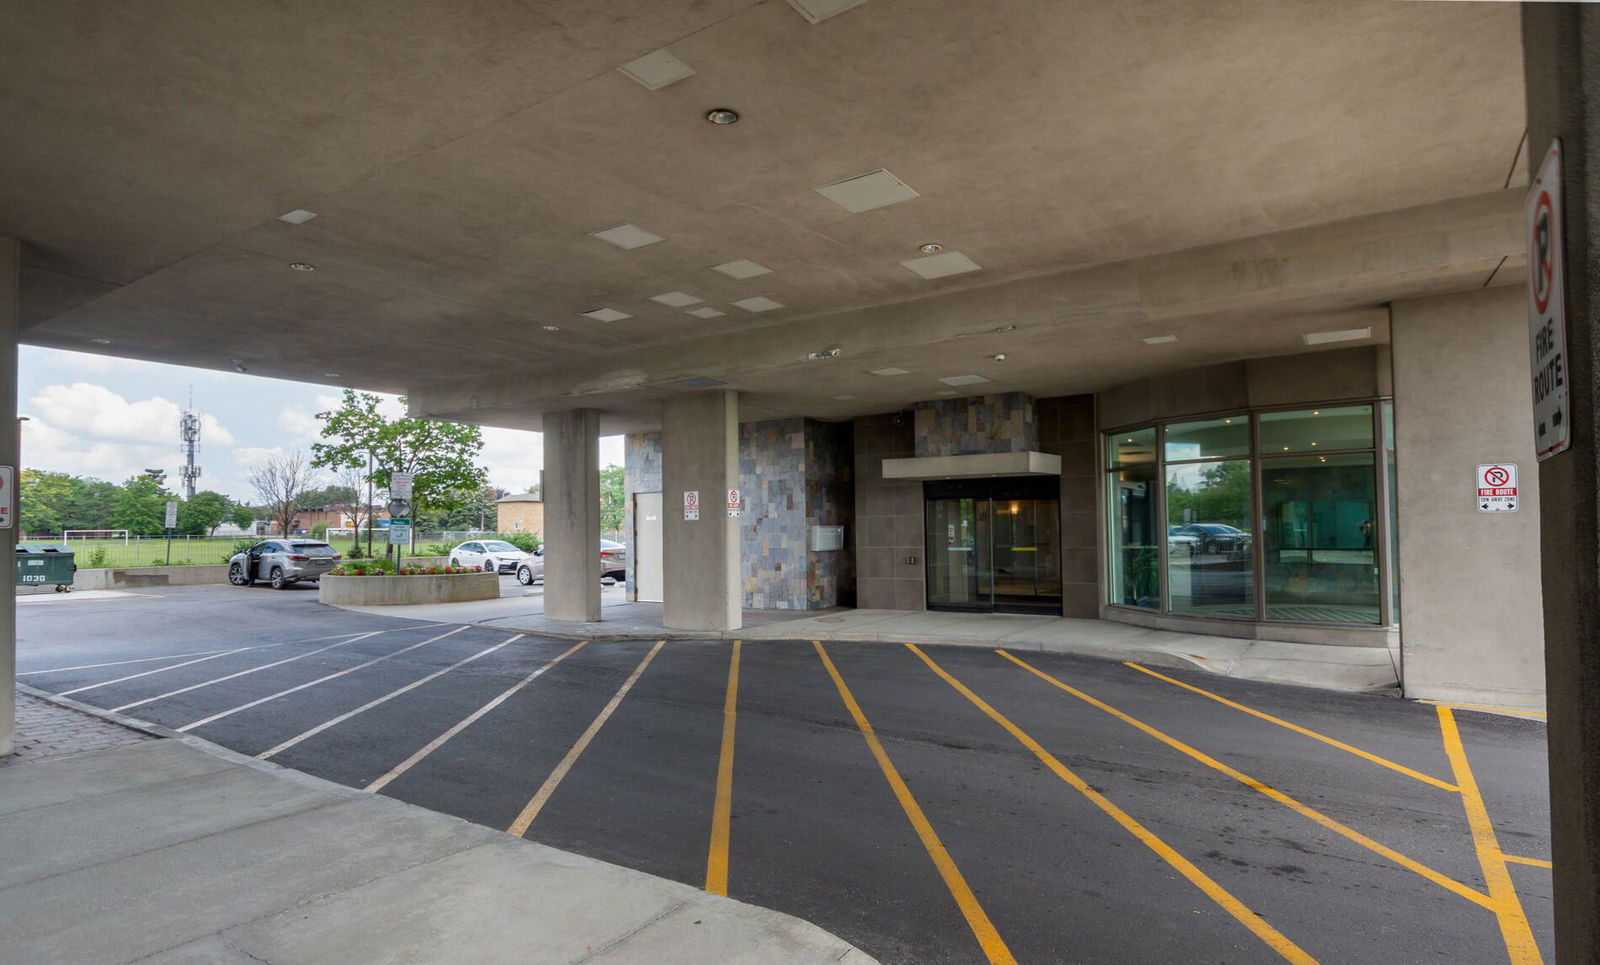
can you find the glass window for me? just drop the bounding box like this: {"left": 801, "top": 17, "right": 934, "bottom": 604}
{"left": 1259, "top": 405, "right": 1374, "bottom": 454}
{"left": 1108, "top": 466, "right": 1159, "bottom": 608}
{"left": 1164, "top": 415, "right": 1249, "bottom": 461}
{"left": 1260, "top": 453, "right": 1380, "bottom": 623}
{"left": 1107, "top": 427, "right": 1157, "bottom": 468}
{"left": 1166, "top": 461, "right": 1254, "bottom": 616}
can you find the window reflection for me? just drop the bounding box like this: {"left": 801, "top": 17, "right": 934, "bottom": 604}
{"left": 1108, "top": 466, "right": 1159, "bottom": 608}
{"left": 1260, "top": 453, "right": 1380, "bottom": 623}
{"left": 1166, "top": 460, "right": 1254, "bottom": 616}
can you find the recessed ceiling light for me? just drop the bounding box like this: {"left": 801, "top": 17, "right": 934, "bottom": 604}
{"left": 710, "top": 259, "right": 772, "bottom": 280}
{"left": 618, "top": 50, "right": 696, "bottom": 90}
{"left": 580, "top": 308, "right": 632, "bottom": 322}
{"left": 589, "top": 223, "right": 664, "bottom": 250}
{"left": 1303, "top": 327, "right": 1372, "bottom": 345}
{"left": 323, "top": 372, "right": 340, "bottom": 378}
{"left": 650, "top": 291, "right": 703, "bottom": 307}
{"left": 902, "top": 251, "right": 982, "bottom": 279}
{"left": 89, "top": 337, "right": 111, "bottom": 345}
{"left": 870, "top": 367, "right": 910, "bottom": 377}
{"left": 542, "top": 325, "right": 562, "bottom": 332}
{"left": 288, "top": 262, "right": 316, "bottom": 271}
{"left": 732, "top": 296, "right": 783, "bottom": 313}
{"left": 993, "top": 354, "right": 1006, "bottom": 362}
{"left": 705, "top": 108, "right": 740, "bottom": 125}
{"left": 786, "top": 0, "right": 867, "bottom": 24}
{"left": 686, "top": 307, "right": 725, "bottom": 319}
{"left": 1142, "top": 335, "right": 1179, "bottom": 345}
{"left": 918, "top": 243, "right": 943, "bottom": 254}
{"left": 278, "top": 209, "right": 318, "bottom": 225}
{"left": 814, "top": 169, "right": 919, "bottom": 213}
{"left": 938, "top": 374, "right": 991, "bottom": 386}
{"left": 831, "top": 394, "right": 856, "bottom": 401}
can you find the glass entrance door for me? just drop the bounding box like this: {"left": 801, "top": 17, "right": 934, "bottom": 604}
{"left": 925, "top": 477, "right": 1061, "bottom": 615}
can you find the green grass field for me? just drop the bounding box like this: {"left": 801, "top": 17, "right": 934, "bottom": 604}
{"left": 48, "top": 537, "right": 243, "bottom": 568}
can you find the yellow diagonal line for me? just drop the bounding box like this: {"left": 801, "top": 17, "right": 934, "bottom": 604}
{"left": 815, "top": 642, "right": 1017, "bottom": 965}
{"left": 907, "top": 645, "right": 1318, "bottom": 965}
{"left": 1503, "top": 855, "right": 1552, "bottom": 870}
{"left": 1437, "top": 707, "right": 1544, "bottom": 963}
{"left": 1125, "top": 662, "right": 1459, "bottom": 792}
{"left": 999, "top": 650, "right": 1496, "bottom": 912}
{"left": 705, "top": 640, "right": 740, "bottom": 895}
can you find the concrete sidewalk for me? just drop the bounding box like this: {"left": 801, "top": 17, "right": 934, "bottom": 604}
{"left": 0, "top": 692, "right": 877, "bottom": 965}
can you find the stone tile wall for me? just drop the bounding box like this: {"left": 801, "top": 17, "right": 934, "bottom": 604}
{"left": 1036, "top": 394, "right": 1100, "bottom": 617}
{"left": 804, "top": 419, "right": 855, "bottom": 609}
{"left": 853, "top": 411, "right": 925, "bottom": 610}
{"left": 913, "top": 392, "right": 1038, "bottom": 457}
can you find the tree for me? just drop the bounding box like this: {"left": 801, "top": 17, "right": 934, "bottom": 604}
{"left": 20, "top": 470, "right": 81, "bottom": 535}
{"left": 311, "top": 390, "right": 488, "bottom": 546}
{"left": 331, "top": 463, "right": 373, "bottom": 553}
{"left": 249, "top": 451, "right": 319, "bottom": 537}
{"left": 112, "top": 474, "right": 170, "bottom": 536}
{"left": 599, "top": 464, "right": 625, "bottom": 533}
{"left": 177, "top": 491, "right": 232, "bottom": 536}
{"left": 1165, "top": 460, "right": 1252, "bottom": 530}
{"left": 231, "top": 503, "right": 257, "bottom": 533}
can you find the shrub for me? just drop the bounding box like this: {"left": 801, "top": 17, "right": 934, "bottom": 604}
{"left": 311, "top": 523, "right": 328, "bottom": 540}
{"left": 499, "top": 532, "right": 541, "bottom": 554}
{"left": 86, "top": 547, "right": 108, "bottom": 568}
{"left": 425, "top": 542, "right": 454, "bottom": 557}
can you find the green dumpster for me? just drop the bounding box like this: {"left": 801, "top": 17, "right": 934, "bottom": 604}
{"left": 16, "top": 543, "right": 76, "bottom": 592}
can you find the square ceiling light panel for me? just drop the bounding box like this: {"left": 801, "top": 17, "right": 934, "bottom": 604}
{"left": 1141, "top": 335, "right": 1179, "bottom": 345}
{"left": 732, "top": 296, "right": 784, "bottom": 313}
{"left": 649, "top": 291, "right": 703, "bottom": 307}
{"left": 869, "top": 367, "right": 910, "bottom": 376}
{"left": 711, "top": 259, "right": 772, "bottom": 280}
{"left": 580, "top": 308, "right": 632, "bottom": 322}
{"left": 938, "top": 374, "right": 991, "bottom": 386}
{"left": 589, "top": 223, "right": 665, "bottom": 250}
{"left": 814, "top": 169, "right": 919, "bottom": 213}
{"left": 786, "top": 0, "right": 866, "bottom": 23}
{"left": 900, "top": 251, "right": 982, "bottom": 280}
{"left": 686, "top": 306, "right": 725, "bottom": 318}
{"left": 618, "top": 50, "right": 696, "bottom": 90}
{"left": 1302, "top": 327, "right": 1372, "bottom": 345}
{"left": 278, "top": 209, "right": 317, "bottom": 224}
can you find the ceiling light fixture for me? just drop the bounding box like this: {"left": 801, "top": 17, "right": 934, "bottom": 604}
{"left": 705, "top": 108, "right": 740, "bottom": 125}
{"left": 732, "top": 296, "right": 783, "bottom": 313}
{"left": 806, "top": 348, "right": 842, "bottom": 361}
{"left": 589, "top": 223, "right": 664, "bottom": 250}
{"left": 918, "top": 243, "right": 943, "bottom": 255}
{"left": 288, "top": 262, "right": 316, "bottom": 271}
{"left": 938, "top": 374, "right": 991, "bottom": 386}
{"left": 869, "top": 367, "right": 910, "bottom": 377}
{"left": 993, "top": 354, "right": 1006, "bottom": 362}
{"left": 1302, "top": 326, "right": 1372, "bottom": 346}
{"left": 278, "top": 209, "right": 318, "bottom": 225}
{"left": 994, "top": 324, "right": 1016, "bottom": 333}
{"left": 814, "top": 169, "right": 919, "bottom": 213}
{"left": 323, "top": 372, "right": 340, "bottom": 378}
{"left": 1142, "top": 335, "right": 1179, "bottom": 345}
{"left": 710, "top": 259, "right": 773, "bottom": 280}
{"left": 580, "top": 308, "right": 632, "bottom": 322}
{"left": 649, "top": 291, "right": 703, "bottom": 307}
{"left": 231, "top": 359, "right": 248, "bottom": 374}
{"left": 542, "top": 325, "right": 562, "bottom": 332}
{"left": 785, "top": 0, "right": 866, "bottom": 24}
{"left": 901, "top": 251, "right": 982, "bottom": 279}
{"left": 90, "top": 337, "right": 111, "bottom": 345}
{"left": 619, "top": 50, "right": 696, "bottom": 90}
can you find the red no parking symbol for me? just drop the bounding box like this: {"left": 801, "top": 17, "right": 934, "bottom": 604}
{"left": 1484, "top": 466, "right": 1510, "bottom": 487}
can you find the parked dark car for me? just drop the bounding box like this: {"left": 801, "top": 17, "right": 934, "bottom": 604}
{"left": 1168, "top": 523, "right": 1251, "bottom": 555}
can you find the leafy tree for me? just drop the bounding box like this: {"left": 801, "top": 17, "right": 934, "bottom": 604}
{"left": 249, "top": 451, "right": 320, "bottom": 537}
{"left": 231, "top": 503, "right": 257, "bottom": 532}
{"left": 311, "top": 390, "right": 488, "bottom": 547}
{"left": 177, "top": 490, "right": 232, "bottom": 536}
{"left": 112, "top": 474, "right": 171, "bottom": 536}
{"left": 1165, "top": 460, "right": 1252, "bottom": 531}
{"left": 436, "top": 484, "right": 503, "bottom": 531}
{"left": 20, "top": 470, "right": 80, "bottom": 535}
{"left": 599, "top": 464, "right": 625, "bottom": 533}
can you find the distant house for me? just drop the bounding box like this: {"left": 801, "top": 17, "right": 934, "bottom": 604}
{"left": 495, "top": 494, "right": 544, "bottom": 536}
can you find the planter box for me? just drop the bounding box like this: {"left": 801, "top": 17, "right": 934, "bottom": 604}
{"left": 319, "top": 571, "right": 500, "bottom": 606}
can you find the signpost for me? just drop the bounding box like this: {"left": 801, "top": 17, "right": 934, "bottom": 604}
{"left": 388, "top": 472, "right": 415, "bottom": 565}
{"left": 1528, "top": 139, "right": 1569, "bottom": 461}
{"left": 164, "top": 499, "right": 178, "bottom": 561}
{"left": 1476, "top": 463, "right": 1519, "bottom": 513}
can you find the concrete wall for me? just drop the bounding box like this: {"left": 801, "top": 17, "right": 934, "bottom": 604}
{"left": 1391, "top": 286, "right": 1546, "bottom": 708}
{"left": 662, "top": 390, "right": 740, "bottom": 632}
{"left": 318, "top": 572, "right": 498, "bottom": 606}
{"left": 1037, "top": 395, "right": 1099, "bottom": 617}
{"left": 854, "top": 412, "right": 925, "bottom": 610}
{"left": 74, "top": 565, "right": 231, "bottom": 589}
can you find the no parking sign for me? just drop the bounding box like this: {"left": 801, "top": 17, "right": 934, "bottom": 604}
{"left": 1476, "top": 464, "right": 1518, "bottom": 513}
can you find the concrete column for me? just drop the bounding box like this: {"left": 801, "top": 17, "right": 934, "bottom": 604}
{"left": 1, "top": 239, "right": 17, "bottom": 756}
{"left": 541, "top": 408, "right": 600, "bottom": 623}
{"left": 1522, "top": 6, "right": 1599, "bottom": 961}
{"left": 662, "top": 390, "right": 740, "bottom": 632}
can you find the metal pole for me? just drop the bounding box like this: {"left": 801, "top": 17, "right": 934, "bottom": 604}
{"left": 366, "top": 451, "right": 373, "bottom": 559}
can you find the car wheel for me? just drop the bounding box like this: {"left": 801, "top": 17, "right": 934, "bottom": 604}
{"left": 483, "top": 558, "right": 496, "bottom": 574}
{"left": 229, "top": 563, "right": 253, "bottom": 587}
{"left": 270, "top": 566, "right": 290, "bottom": 590}
{"left": 517, "top": 565, "right": 534, "bottom": 586}
{"left": 449, "top": 558, "right": 460, "bottom": 568}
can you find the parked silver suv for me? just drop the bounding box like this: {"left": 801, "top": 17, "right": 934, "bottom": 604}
{"left": 228, "top": 539, "right": 341, "bottom": 589}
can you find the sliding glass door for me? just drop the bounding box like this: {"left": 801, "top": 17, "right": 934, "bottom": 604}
{"left": 925, "top": 477, "right": 1061, "bottom": 614}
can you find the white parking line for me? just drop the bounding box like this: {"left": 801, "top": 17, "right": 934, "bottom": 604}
{"left": 365, "top": 639, "right": 587, "bottom": 794}
{"left": 111, "top": 631, "right": 387, "bottom": 713}
{"left": 176, "top": 626, "right": 471, "bottom": 733}
{"left": 57, "top": 648, "right": 257, "bottom": 697}
{"left": 257, "top": 634, "right": 524, "bottom": 760}
{"left": 18, "top": 649, "right": 233, "bottom": 676}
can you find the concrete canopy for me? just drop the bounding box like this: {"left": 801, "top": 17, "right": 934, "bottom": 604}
{"left": 2, "top": 0, "right": 1526, "bottom": 431}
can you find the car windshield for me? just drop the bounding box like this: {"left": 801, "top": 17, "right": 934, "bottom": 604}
{"left": 481, "top": 541, "right": 519, "bottom": 552}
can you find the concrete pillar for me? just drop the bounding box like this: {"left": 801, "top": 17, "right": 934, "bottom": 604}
{"left": 1, "top": 239, "right": 17, "bottom": 756}
{"left": 541, "top": 408, "right": 600, "bottom": 623}
{"left": 1522, "top": 6, "right": 1600, "bottom": 961}
{"left": 662, "top": 390, "right": 740, "bottom": 632}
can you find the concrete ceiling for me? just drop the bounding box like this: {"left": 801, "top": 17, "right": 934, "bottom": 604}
{"left": 2, "top": 0, "right": 1527, "bottom": 428}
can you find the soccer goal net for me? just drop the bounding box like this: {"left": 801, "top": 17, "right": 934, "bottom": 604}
{"left": 62, "top": 530, "right": 131, "bottom": 544}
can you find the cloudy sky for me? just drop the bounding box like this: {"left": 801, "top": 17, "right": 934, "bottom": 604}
{"left": 18, "top": 346, "right": 626, "bottom": 502}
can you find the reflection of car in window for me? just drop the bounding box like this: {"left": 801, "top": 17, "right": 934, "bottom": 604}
{"left": 1170, "top": 523, "right": 1251, "bottom": 555}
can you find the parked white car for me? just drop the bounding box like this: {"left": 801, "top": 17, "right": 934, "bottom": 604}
{"left": 447, "top": 539, "right": 533, "bottom": 575}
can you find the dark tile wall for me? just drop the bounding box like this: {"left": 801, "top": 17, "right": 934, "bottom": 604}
{"left": 913, "top": 392, "right": 1038, "bottom": 457}
{"left": 804, "top": 419, "right": 855, "bottom": 608}
{"left": 1037, "top": 394, "right": 1100, "bottom": 617}
{"left": 853, "top": 411, "right": 924, "bottom": 611}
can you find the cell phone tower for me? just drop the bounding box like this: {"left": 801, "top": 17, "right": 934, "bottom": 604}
{"left": 179, "top": 390, "right": 202, "bottom": 499}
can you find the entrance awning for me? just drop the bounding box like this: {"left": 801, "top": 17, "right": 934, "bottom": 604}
{"left": 881, "top": 451, "right": 1062, "bottom": 481}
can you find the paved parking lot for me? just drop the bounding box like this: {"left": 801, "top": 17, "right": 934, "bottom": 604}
{"left": 17, "top": 585, "right": 1552, "bottom": 964}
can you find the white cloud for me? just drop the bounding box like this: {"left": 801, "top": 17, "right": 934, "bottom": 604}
{"left": 29, "top": 382, "right": 236, "bottom": 447}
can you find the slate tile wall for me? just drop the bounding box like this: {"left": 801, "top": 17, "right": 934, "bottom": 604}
{"left": 739, "top": 418, "right": 810, "bottom": 610}
{"left": 805, "top": 419, "right": 855, "bottom": 609}
{"left": 913, "top": 392, "right": 1038, "bottom": 457}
